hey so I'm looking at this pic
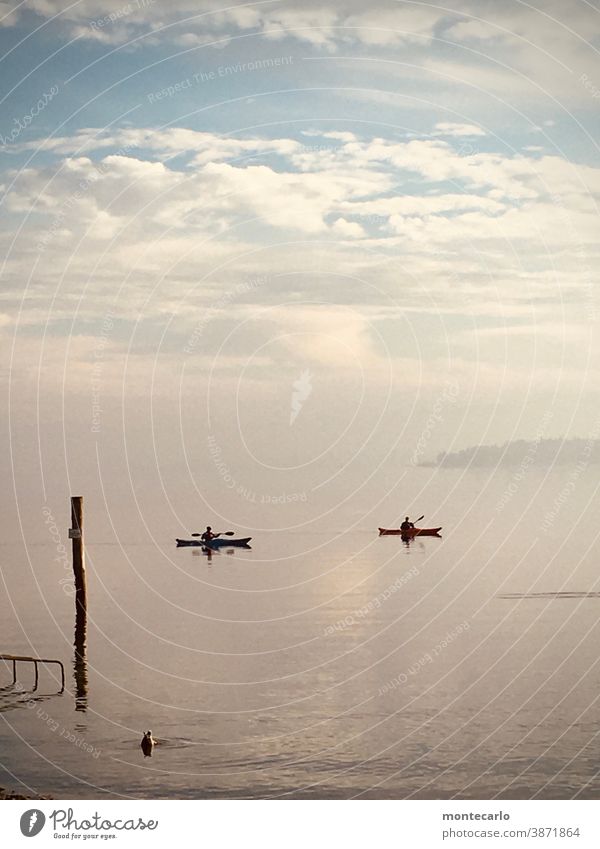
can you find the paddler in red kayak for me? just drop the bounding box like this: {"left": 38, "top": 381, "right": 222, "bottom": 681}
{"left": 400, "top": 517, "right": 415, "bottom": 532}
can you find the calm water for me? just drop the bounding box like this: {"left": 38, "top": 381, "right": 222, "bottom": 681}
{"left": 1, "top": 469, "right": 600, "bottom": 799}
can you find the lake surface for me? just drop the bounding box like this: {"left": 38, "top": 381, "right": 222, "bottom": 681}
{"left": 1, "top": 468, "right": 600, "bottom": 799}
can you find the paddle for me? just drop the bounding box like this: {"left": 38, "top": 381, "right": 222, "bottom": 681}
{"left": 191, "top": 530, "right": 235, "bottom": 538}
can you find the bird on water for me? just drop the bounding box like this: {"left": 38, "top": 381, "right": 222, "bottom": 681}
{"left": 141, "top": 730, "right": 155, "bottom": 757}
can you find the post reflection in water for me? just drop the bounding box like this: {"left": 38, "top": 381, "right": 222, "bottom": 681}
{"left": 73, "top": 603, "right": 88, "bottom": 712}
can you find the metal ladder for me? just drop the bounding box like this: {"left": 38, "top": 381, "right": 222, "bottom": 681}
{"left": 0, "top": 654, "right": 65, "bottom": 693}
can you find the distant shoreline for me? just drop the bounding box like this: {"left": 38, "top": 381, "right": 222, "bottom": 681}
{"left": 418, "top": 436, "right": 600, "bottom": 469}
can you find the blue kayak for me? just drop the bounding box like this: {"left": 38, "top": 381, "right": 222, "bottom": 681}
{"left": 176, "top": 537, "right": 252, "bottom": 548}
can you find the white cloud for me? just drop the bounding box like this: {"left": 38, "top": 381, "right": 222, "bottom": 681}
{"left": 445, "top": 18, "right": 508, "bottom": 42}
{"left": 332, "top": 218, "right": 365, "bottom": 238}
{"left": 433, "top": 122, "right": 486, "bottom": 138}
{"left": 3, "top": 125, "right": 598, "bottom": 401}
{"left": 267, "top": 304, "right": 379, "bottom": 368}
{"left": 7, "top": 128, "right": 600, "bottom": 263}
{"left": 15, "top": 127, "right": 302, "bottom": 164}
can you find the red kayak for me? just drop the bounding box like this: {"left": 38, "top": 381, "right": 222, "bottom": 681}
{"left": 378, "top": 527, "right": 442, "bottom": 537}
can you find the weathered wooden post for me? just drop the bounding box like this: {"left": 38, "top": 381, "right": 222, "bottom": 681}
{"left": 69, "top": 496, "right": 88, "bottom": 710}
{"left": 69, "top": 496, "right": 87, "bottom": 614}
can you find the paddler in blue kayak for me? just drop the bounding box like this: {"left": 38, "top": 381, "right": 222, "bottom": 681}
{"left": 200, "top": 526, "right": 215, "bottom": 542}
{"left": 400, "top": 516, "right": 415, "bottom": 532}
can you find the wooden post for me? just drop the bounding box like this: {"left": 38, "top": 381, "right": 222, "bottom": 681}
{"left": 70, "top": 496, "right": 88, "bottom": 710}
{"left": 70, "top": 496, "right": 87, "bottom": 614}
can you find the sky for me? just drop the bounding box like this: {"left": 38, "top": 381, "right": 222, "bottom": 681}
{"left": 1, "top": 0, "right": 599, "bottom": 533}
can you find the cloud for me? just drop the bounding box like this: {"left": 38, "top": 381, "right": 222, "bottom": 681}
{"left": 433, "top": 122, "right": 486, "bottom": 137}
{"left": 8, "top": 0, "right": 444, "bottom": 48}
{"left": 14, "top": 127, "right": 302, "bottom": 164}
{"left": 445, "top": 18, "right": 508, "bottom": 42}
{"left": 265, "top": 304, "right": 379, "bottom": 368}
{"left": 332, "top": 218, "right": 365, "bottom": 238}
{"left": 6, "top": 128, "right": 600, "bottom": 283}
{"left": 2, "top": 0, "right": 598, "bottom": 134}
{"left": 7, "top": 0, "right": 598, "bottom": 65}
{"left": 17, "top": 130, "right": 595, "bottom": 223}
{"left": 2, "top": 124, "right": 598, "bottom": 407}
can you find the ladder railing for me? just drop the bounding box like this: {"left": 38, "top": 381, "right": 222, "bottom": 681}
{"left": 0, "top": 654, "right": 65, "bottom": 693}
